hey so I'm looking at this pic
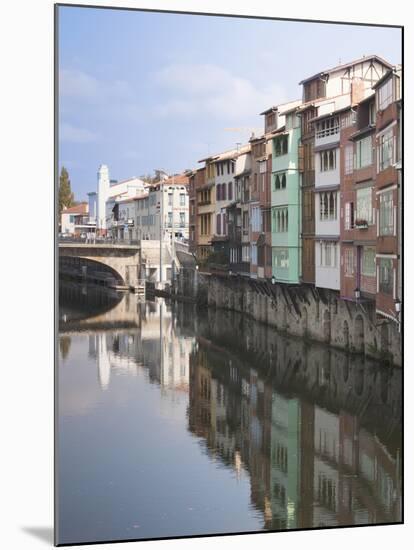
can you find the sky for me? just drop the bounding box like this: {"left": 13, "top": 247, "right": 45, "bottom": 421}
{"left": 58, "top": 6, "right": 402, "bottom": 200}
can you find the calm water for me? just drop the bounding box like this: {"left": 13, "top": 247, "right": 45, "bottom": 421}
{"left": 57, "top": 281, "right": 402, "bottom": 545}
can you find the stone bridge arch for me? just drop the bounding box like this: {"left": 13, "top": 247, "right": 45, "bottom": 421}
{"left": 59, "top": 243, "right": 141, "bottom": 287}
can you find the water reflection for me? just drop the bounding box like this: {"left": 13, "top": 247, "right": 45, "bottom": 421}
{"left": 58, "top": 282, "right": 402, "bottom": 544}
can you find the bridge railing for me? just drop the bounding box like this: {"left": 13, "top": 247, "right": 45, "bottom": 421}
{"left": 58, "top": 236, "right": 141, "bottom": 246}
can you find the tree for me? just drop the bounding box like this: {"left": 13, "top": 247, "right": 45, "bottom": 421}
{"left": 59, "top": 166, "right": 74, "bottom": 213}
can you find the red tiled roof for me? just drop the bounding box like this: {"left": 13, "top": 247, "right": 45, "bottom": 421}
{"left": 63, "top": 203, "right": 88, "bottom": 214}
{"left": 163, "top": 174, "right": 189, "bottom": 185}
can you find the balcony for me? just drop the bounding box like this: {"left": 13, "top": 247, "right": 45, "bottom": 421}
{"left": 354, "top": 219, "right": 369, "bottom": 230}
{"left": 315, "top": 125, "right": 340, "bottom": 149}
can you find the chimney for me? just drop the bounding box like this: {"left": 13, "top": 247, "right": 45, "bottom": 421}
{"left": 351, "top": 77, "right": 364, "bottom": 106}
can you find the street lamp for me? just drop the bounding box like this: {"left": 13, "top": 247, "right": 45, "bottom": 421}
{"left": 394, "top": 299, "right": 401, "bottom": 313}
{"left": 271, "top": 275, "right": 276, "bottom": 285}
{"left": 354, "top": 287, "right": 361, "bottom": 301}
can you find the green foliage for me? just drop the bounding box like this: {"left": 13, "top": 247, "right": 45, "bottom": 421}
{"left": 59, "top": 166, "right": 74, "bottom": 213}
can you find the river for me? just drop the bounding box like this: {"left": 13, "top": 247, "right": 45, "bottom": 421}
{"left": 57, "top": 281, "right": 402, "bottom": 545}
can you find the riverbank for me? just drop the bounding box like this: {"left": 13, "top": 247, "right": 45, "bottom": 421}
{"left": 172, "top": 270, "right": 402, "bottom": 367}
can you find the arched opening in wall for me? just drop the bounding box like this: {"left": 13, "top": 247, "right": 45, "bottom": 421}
{"left": 342, "top": 357, "right": 350, "bottom": 383}
{"left": 302, "top": 307, "right": 308, "bottom": 334}
{"left": 343, "top": 320, "right": 350, "bottom": 350}
{"left": 323, "top": 310, "right": 331, "bottom": 343}
{"left": 354, "top": 315, "right": 364, "bottom": 353}
{"left": 283, "top": 305, "right": 288, "bottom": 330}
{"left": 354, "top": 365, "right": 364, "bottom": 396}
{"left": 380, "top": 368, "right": 389, "bottom": 404}
{"left": 381, "top": 323, "right": 390, "bottom": 355}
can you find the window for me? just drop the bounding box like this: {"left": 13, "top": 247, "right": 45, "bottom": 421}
{"left": 320, "top": 149, "right": 336, "bottom": 172}
{"left": 273, "top": 207, "right": 288, "bottom": 233}
{"left": 377, "top": 78, "right": 393, "bottom": 111}
{"left": 274, "top": 135, "right": 288, "bottom": 156}
{"left": 179, "top": 212, "right": 185, "bottom": 227}
{"left": 274, "top": 249, "right": 289, "bottom": 269}
{"left": 251, "top": 244, "right": 258, "bottom": 265}
{"left": 167, "top": 212, "right": 173, "bottom": 227}
{"left": 362, "top": 247, "right": 376, "bottom": 276}
{"left": 356, "top": 187, "right": 373, "bottom": 225}
{"left": 355, "top": 136, "right": 372, "bottom": 169}
{"left": 344, "top": 202, "right": 354, "bottom": 230}
{"left": 242, "top": 245, "right": 250, "bottom": 262}
{"left": 369, "top": 102, "right": 376, "bottom": 125}
{"left": 242, "top": 211, "right": 249, "bottom": 231}
{"left": 378, "top": 128, "right": 394, "bottom": 172}
{"left": 274, "top": 173, "right": 287, "bottom": 190}
{"left": 221, "top": 184, "right": 227, "bottom": 201}
{"left": 168, "top": 193, "right": 173, "bottom": 206}
{"left": 228, "top": 182, "right": 233, "bottom": 201}
{"left": 320, "top": 242, "right": 337, "bottom": 268}
{"left": 344, "top": 145, "right": 353, "bottom": 175}
{"left": 179, "top": 193, "right": 186, "bottom": 206}
{"left": 379, "top": 190, "right": 394, "bottom": 235}
{"left": 216, "top": 214, "right": 221, "bottom": 235}
{"left": 319, "top": 191, "right": 338, "bottom": 221}
{"left": 200, "top": 214, "right": 211, "bottom": 236}
{"left": 344, "top": 248, "right": 354, "bottom": 276}
{"left": 69, "top": 215, "right": 75, "bottom": 223}
{"left": 378, "top": 258, "right": 393, "bottom": 295}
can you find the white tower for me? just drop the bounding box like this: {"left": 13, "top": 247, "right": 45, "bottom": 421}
{"left": 96, "top": 164, "right": 110, "bottom": 233}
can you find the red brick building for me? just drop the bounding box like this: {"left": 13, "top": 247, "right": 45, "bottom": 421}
{"left": 373, "top": 67, "right": 402, "bottom": 322}
{"left": 340, "top": 97, "right": 377, "bottom": 302}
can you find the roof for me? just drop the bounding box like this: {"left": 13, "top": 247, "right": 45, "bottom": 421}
{"left": 260, "top": 106, "right": 278, "bottom": 116}
{"left": 260, "top": 98, "right": 301, "bottom": 116}
{"left": 163, "top": 174, "right": 189, "bottom": 185}
{"left": 299, "top": 55, "right": 393, "bottom": 85}
{"left": 62, "top": 203, "right": 88, "bottom": 214}
{"left": 371, "top": 67, "right": 399, "bottom": 90}
{"left": 109, "top": 176, "right": 145, "bottom": 187}
{"left": 348, "top": 125, "right": 376, "bottom": 141}
{"left": 309, "top": 105, "right": 353, "bottom": 123}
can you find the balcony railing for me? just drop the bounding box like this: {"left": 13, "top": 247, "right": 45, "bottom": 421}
{"left": 316, "top": 126, "right": 339, "bottom": 139}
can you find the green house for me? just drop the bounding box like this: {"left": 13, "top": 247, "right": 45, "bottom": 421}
{"left": 271, "top": 110, "right": 302, "bottom": 284}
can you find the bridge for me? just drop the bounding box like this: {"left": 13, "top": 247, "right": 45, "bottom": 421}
{"left": 59, "top": 242, "right": 141, "bottom": 288}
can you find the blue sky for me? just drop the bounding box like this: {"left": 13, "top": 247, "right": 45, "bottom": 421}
{"left": 58, "top": 6, "right": 402, "bottom": 200}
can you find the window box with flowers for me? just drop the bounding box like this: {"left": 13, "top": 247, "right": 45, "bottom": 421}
{"left": 355, "top": 219, "right": 369, "bottom": 229}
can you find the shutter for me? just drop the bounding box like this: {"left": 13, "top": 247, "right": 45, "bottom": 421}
{"left": 298, "top": 145, "right": 304, "bottom": 172}
{"left": 216, "top": 214, "right": 221, "bottom": 235}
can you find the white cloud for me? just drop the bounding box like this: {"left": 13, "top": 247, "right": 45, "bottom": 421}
{"left": 60, "top": 123, "right": 98, "bottom": 144}
{"left": 59, "top": 69, "right": 133, "bottom": 102}
{"left": 153, "top": 63, "right": 287, "bottom": 120}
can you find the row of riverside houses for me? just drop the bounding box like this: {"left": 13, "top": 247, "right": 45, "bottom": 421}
{"left": 188, "top": 55, "right": 402, "bottom": 325}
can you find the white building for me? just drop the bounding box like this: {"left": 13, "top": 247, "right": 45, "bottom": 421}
{"left": 89, "top": 164, "right": 147, "bottom": 234}
{"left": 314, "top": 111, "right": 341, "bottom": 291}
{"left": 60, "top": 202, "right": 89, "bottom": 235}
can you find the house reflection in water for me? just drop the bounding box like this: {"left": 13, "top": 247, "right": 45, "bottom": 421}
{"left": 187, "top": 308, "right": 401, "bottom": 530}
{"left": 86, "top": 299, "right": 195, "bottom": 393}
